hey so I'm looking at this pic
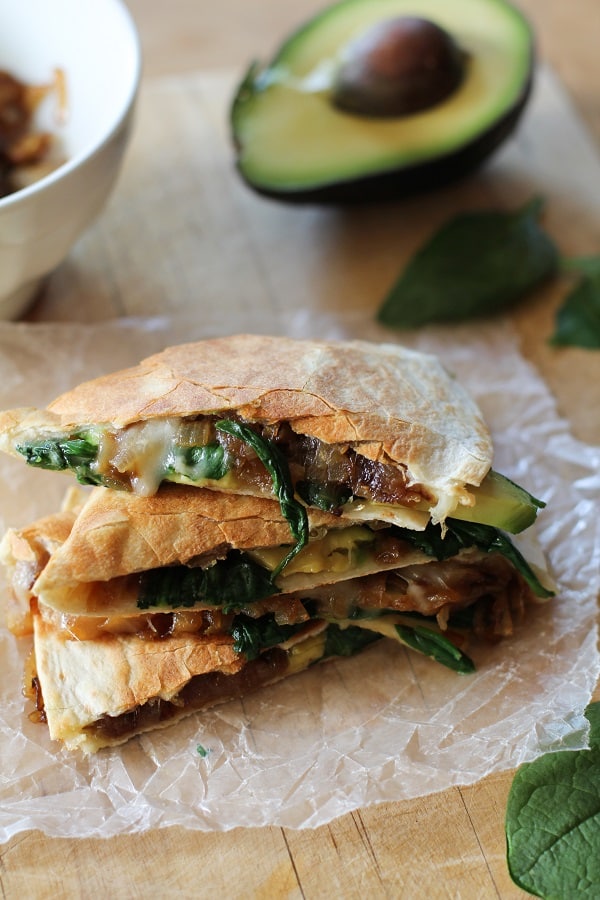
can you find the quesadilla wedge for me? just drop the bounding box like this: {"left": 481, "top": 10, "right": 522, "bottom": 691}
{"left": 0, "top": 336, "right": 544, "bottom": 559}
{"left": 31, "top": 613, "right": 380, "bottom": 753}
{"left": 2, "top": 482, "right": 553, "bottom": 753}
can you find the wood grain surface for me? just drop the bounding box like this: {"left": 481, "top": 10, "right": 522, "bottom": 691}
{"left": 2, "top": 2, "right": 599, "bottom": 897}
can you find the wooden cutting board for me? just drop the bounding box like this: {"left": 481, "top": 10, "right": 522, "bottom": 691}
{"left": 2, "top": 65, "right": 598, "bottom": 898}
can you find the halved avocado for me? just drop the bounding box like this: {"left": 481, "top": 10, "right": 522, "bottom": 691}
{"left": 230, "top": 0, "right": 534, "bottom": 203}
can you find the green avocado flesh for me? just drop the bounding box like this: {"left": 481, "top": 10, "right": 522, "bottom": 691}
{"left": 450, "top": 469, "right": 544, "bottom": 533}
{"left": 16, "top": 425, "right": 541, "bottom": 535}
{"left": 231, "top": 0, "right": 533, "bottom": 201}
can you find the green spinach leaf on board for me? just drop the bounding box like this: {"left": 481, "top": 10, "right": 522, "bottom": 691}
{"left": 377, "top": 198, "right": 559, "bottom": 328}
{"left": 505, "top": 702, "right": 600, "bottom": 898}
{"left": 550, "top": 257, "right": 600, "bottom": 349}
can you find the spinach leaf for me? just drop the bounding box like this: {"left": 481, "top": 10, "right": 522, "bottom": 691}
{"left": 16, "top": 432, "right": 108, "bottom": 486}
{"left": 17, "top": 432, "right": 97, "bottom": 472}
{"left": 323, "top": 623, "right": 382, "bottom": 658}
{"left": 231, "top": 614, "right": 308, "bottom": 660}
{"left": 393, "top": 519, "right": 554, "bottom": 599}
{"left": 550, "top": 258, "right": 600, "bottom": 349}
{"left": 323, "top": 612, "right": 473, "bottom": 673}
{"left": 395, "top": 622, "right": 475, "bottom": 674}
{"left": 377, "top": 198, "right": 559, "bottom": 328}
{"left": 171, "top": 442, "right": 231, "bottom": 481}
{"left": 137, "top": 551, "right": 279, "bottom": 611}
{"left": 296, "top": 479, "right": 352, "bottom": 514}
{"left": 233, "top": 618, "right": 380, "bottom": 662}
{"left": 216, "top": 419, "right": 309, "bottom": 576}
{"left": 393, "top": 520, "right": 464, "bottom": 560}
{"left": 506, "top": 702, "right": 600, "bottom": 898}
{"left": 447, "top": 519, "right": 554, "bottom": 599}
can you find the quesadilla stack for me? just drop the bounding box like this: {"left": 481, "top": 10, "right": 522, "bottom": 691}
{"left": 0, "top": 335, "right": 554, "bottom": 753}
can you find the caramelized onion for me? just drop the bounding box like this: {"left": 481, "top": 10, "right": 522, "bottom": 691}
{"left": 301, "top": 550, "right": 531, "bottom": 639}
{"left": 86, "top": 647, "right": 289, "bottom": 742}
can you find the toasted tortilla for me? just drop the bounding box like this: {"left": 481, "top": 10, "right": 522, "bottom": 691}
{"left": 0, "top": 335, "right": 492, "bottom": 510}
{"left": 31, "top": 483, "right": 431, "bottom": 616}
{"left": 0, "top": 487, "right": 85, "bottom": 635}
{"left": 8, "top": 477, "right": 550, "bottom": 754}
{"left": 36, "top": 483, "right": 348, "bottom": 584}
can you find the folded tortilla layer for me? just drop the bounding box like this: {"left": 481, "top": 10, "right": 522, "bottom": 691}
{"left": 36, "top": 483, "right": 347, "bottom": 583}
{"left": 33, "top": 613, "right": 247, "bottom": 752}
{"left": 0, "top": 335, "right": 493, "bottom": 513}
{"left": 0, "top": 487, "right": 85, "bottom": 635}
{"left": 5, "top": 478, "right": 550, "bottom": 754}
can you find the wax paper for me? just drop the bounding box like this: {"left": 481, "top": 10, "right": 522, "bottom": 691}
{"left": 0, "top": 312, "right": 598, "bottom": 840}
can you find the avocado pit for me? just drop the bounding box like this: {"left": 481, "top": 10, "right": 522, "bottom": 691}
{"left": 332, "top": 16, "right": 466, "bottom": 118}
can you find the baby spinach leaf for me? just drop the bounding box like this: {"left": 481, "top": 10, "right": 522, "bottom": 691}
{"left": 506, "top": 703, "right": 600, "bottom": 898}
{"left": 323, "top": 623, "right": 382, "bottom": 658}
{"left": 137, "top": 551, "right": 279, "bottom": 611}
{"left": 445, "top": 519, "right": 555, "bottom": 600}
{"left": 216, "top": 419, "right": 309, "bottom": 576}
{"left": 17, "top": 431, "right": 102, "bottom": 484}
{"left": 231, "top": 614, "right": 308, "bottom": 660}
{"left": 395, "top": 622, "right": 475, "bottom": 674}
{"left": 296, "top": 479, "right": 352, "bottom": 514}
{"left": 171, "top": 442, "right": 231, "bottom": 481}
{"left": 550, "top": 258, "right": 600, "bottom": 349}
{"left": 377, "top": 198, "right": 559, "bottom": 328}
{"left": 561, "top": 257, "right": 600, "bottom": 278}
{"left": 392, "top": 519, "right": 553, "bottom": 599}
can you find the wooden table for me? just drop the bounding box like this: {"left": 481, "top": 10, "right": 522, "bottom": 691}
{"left": 2, "top": 2, "right": 599, "bottom": 896}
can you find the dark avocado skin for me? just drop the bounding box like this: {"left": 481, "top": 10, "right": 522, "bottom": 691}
{"left": 232, "top": 66, "right": 533, "bottom": 205}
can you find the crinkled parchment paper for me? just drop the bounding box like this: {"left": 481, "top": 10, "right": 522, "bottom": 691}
{"left": 0, "top": 312, "right": 598, "bottom": 840}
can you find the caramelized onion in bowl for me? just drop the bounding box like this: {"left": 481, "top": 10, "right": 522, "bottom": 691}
{"left": 0, "top": 0, "right": 141, "bottom": 319}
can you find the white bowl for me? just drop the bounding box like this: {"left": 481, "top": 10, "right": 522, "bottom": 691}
{"left": 0, "top": 0, "right": 141, "bottom": 319}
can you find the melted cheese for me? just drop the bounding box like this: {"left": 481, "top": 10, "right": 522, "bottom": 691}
{"left": 99, "top": 419, "right": 180, "bottom": 496}
{"left": 248, "top": 525, "right": 374, "bottom": 576}
{"left": 93, "top": 418, "right": 432, "bottom": 526}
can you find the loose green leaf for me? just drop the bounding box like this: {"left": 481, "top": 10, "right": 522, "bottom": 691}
{"left": 395, "top": 623, "right": 475, "bottom": 674}
{"left": 137, "top": 552, "right": 279, "bottom": 611}
{"left": 216, "top": 419, "right": 309, "bottom": 577}
{"left": 377, "top": 198, "right": 559, "bottom": 328}
{"left": 561, "top": 256, "right": 600, "bottom": 278}
{"left": 550, "top": 262, "right": 600, "bottom": 349}
{"left": 506, "top": 703, "right": 600, "bottom": 898}
{"left": 588, "top": 702, "right": 600, "bottom": 745}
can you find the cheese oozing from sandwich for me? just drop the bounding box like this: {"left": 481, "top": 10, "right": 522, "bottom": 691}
{"left": 0, "top": 335, "right": 495, "bottom": 527}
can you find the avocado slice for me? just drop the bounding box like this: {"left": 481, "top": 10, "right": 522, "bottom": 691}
{"left": 230, "top": 0, "right": 534, "bottom": 203}
{"left": 450, "top": 469, "right": 544, "bottom": 533}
